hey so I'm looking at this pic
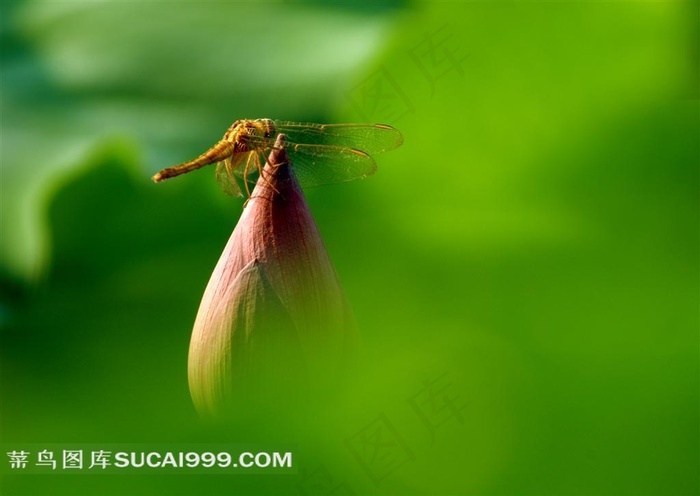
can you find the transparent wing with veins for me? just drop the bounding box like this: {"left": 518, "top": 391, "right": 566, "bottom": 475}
{"left": 284, "top": 143, "right": 377, "bottom": 188}
{"left": 272, "top": 121, "right": 403, "bottom": 155}
{"left": 214, "top": 154, "right": 245, "bottom": 197}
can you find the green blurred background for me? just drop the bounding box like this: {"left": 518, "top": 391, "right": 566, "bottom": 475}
{"left": 1, "top": 0, "right": 697, "bottom": 495}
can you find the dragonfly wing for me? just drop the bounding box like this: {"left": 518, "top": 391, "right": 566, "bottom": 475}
{"left": 286, "top": 143, "right": 377, "bottom": 188}
{"left": 215, "top": 157, "right": 244, "bottom": 197}
{"left": 273, "top": 122, "right": 403, "bottom": 155}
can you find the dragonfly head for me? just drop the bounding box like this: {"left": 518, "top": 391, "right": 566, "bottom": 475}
{"left": 255, "top": 118, "right": 276, "bottom": 138}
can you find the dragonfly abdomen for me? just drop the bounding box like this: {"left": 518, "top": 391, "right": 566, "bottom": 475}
{"left": 152, "top": 140, "right": 237, "bottom": 182}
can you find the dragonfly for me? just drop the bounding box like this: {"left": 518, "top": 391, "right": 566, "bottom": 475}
{"left": 152, "top": 119, "right": 403, "bottom": 197}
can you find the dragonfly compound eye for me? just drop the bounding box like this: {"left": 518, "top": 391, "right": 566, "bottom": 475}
{"left": 254, "top": 118, "right": 273, "bottom": 138}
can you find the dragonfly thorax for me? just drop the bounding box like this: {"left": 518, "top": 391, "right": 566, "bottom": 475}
{"left": 223, "top": 119, "right": 276, "bottom": 152}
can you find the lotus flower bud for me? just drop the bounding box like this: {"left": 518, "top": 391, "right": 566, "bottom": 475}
{"left": 188, "top": 135, "right": 356, "bottom": 418}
